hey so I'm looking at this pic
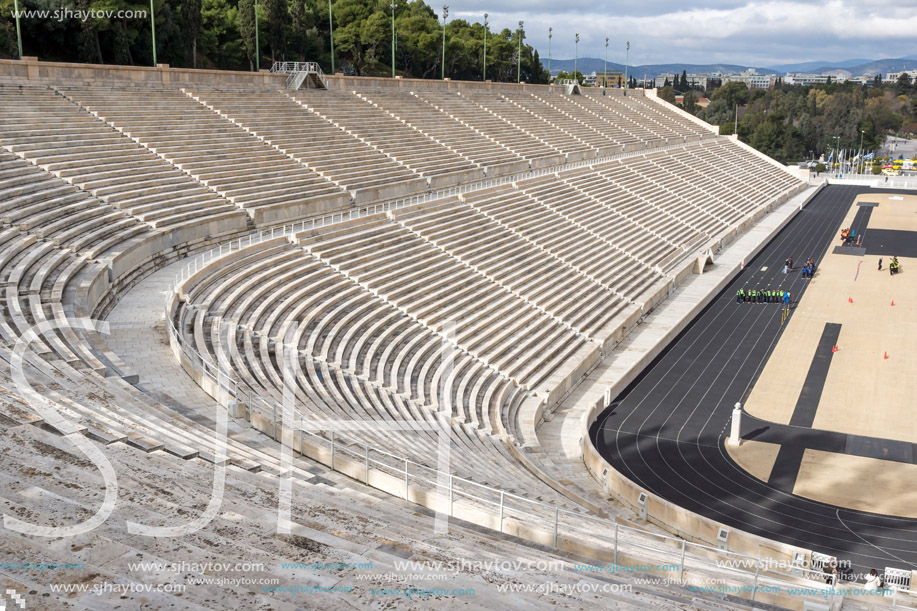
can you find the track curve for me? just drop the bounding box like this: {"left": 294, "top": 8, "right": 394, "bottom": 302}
{"left": 591, "top": 185, "right": 917, "bottom": 577}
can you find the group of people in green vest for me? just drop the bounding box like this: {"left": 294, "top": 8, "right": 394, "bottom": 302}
{"left": 735, "top": 288, "right": 791, "bottom": 304}
{"left": 879, "top": 256, "right": 901, "bottom": 275}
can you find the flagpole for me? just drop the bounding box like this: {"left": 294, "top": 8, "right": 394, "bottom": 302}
{"left": 13, "top": 0, "right": 23, "bottom": 58}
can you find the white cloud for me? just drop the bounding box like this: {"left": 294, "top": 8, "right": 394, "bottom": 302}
{"left": 455, "top": 0, "right": 917, "bottom": 67}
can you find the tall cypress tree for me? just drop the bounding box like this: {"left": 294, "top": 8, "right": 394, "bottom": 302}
{"left": 238, "top": 0, "right": 257, "bottom": 70}
{"left": 265, "top": 0, "right": 287, "bottom": 63}
{"left": 184, "top": 0, "right": 203, "bottom": 68}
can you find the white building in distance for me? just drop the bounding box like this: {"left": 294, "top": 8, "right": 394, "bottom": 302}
{"left": 783, "top": 73, "right": 847, "bottom": 86}
{"left": 723, "top": 68, "right": 775, "bottom": 90}
{"left": 884, "top": 70, "right": 917, "bottom": 83}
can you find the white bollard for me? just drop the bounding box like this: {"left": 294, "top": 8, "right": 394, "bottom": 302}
{"left": 728, "top": 402, "right": 743, "bottom": 446}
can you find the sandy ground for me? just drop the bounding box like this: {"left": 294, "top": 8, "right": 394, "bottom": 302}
{"left": 729, "top": 192, "right": 917, "bottom": 516}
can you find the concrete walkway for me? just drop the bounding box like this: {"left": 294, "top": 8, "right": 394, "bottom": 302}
{"left": 535, "top": 185, "right": 822, "bottom": 505}
{"left": 105, "top": 257, "right": 217, "bottom": 412}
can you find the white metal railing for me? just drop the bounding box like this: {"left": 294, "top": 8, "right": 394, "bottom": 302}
{"left": 164, "top": 136, "right": 724, "bottom": 271}
{"left": 162, "top": 228, "right": 917, "bottom": 610}
{"left": 286, "top": 72, "right": 308, "bottom": 91}
{"left": 809, "top": 172, "right": 917, "bottom": 190}
{"left": 271, "top": 61, "right": 328, "bottom": 90}
{"left": 167, "top": 137, "right": 725, "bottom": 292}
{"left": 271, "top": 61, "right": 322, "bottom": 74}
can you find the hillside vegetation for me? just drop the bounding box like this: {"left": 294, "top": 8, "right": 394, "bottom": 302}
{"left": 659, "top": 78, "right": 917, "bottom": 163}
{"left": 0, "top": 0, "right": 547, "bottom": 82}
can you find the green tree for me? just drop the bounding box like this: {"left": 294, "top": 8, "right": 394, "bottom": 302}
{"left": 698, "top": 98, "right": 729, "bottom": 124}
{"left": 333, "top": 0, "right": 387, "bottom": 74}
{"left": 393, "top": 0, "right": 439, "bottom": 79}
{"left": 710, "top": 81, "right": 749, "bottom": 111}
{"left": 111, "top": 20, "right": 132, "bottom": 64}
{"left": 263, "top": 0, "right": 285, "bottom": 63}
{"left": 198, "top": 0, "right": 245, "bottom": 69}
{"left": 658, "top": 85, "right": 676, "bottom": 104}
{"left": 238, "top": 0, "right": 257, "bottom": 70}
{"left": 77, "top": 0, "right": 103, "bottom": 63}
{"left": 183, "top": 0, "right": 203, "bottom": 67}
{"left": 682, "top": 90, "right": 697, "bottom": 114}
{"left": 156, "top": 1, "right": 187, "bottom": 66}
{"left": 556, "top": 70, "right": 583, "bottom": 84}
{"left": 747, "top": 112, "right": 803, "bottom": 160}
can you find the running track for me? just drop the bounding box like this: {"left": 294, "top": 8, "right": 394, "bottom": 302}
{"left": 590, "top": 185, "right": 917, "bottom": 577}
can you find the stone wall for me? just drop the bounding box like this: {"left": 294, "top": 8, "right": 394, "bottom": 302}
{"left": 0, "top": 57, "right": 640, "bottom": 95}
{"left": 0, "top": 57, "right": 286, "bottom": 88}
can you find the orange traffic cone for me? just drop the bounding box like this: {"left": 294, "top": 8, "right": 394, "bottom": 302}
{"left": 848, "top": 297, "right": 853, "bottom": 304}
{"left": 891, "top": 300, "right": 895, "bottom": 306}
{"left": 884, "top": 351, "right": 888, "bottom": 360}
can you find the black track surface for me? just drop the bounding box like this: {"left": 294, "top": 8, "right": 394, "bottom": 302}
{"left": 590, "top": 185, "right": 917, "bottom": 577}
{"left": 864, "top": 229, "right": 917, "bottom": 258}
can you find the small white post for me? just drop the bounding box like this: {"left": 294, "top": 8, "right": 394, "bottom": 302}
{"left": 499, "top": 491, "right": 505, "bottom": 531}
{"left": 679, "top": 538, "right": 687, "bottom": 582}
{"left": 752, "top": 564, "right": 760, "bottom": 601}
{"left": 404, "top": 460, "right": 409, "bottom": 500}
{"left": 613, "top": 523, "right": 618, "bottom": 565}
{"left": 728, "top": 402, "right": 743, "bottom": 446}
{"left": 364, "top": 446, "right": 370, "bottom": 484}
{"left": 553, "top": 507, "right": 559, "bottom": 548}
{"left": 330, "top": 430, "right": 335, "bottom": 469}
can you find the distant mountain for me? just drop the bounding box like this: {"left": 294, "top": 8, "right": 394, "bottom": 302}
{"left": 547, "top": 58, "right": 777, "bottom": 80}
{"left": 766, "top": 59, "right": 873, "bottom": 73}
{"left": 834, "top": 58, "right": 917, "bottom": 77}
{"left": 793, "top": 58, "right": 917, "bottom": 77}
{"left": 546, "top": 56, "right": 917, "bottom": 80}
{"left": 753, "top": 56, "right": 917, "bottom": 77}
{"left": 546, "top": 58, "right": 626, "bottom": 76}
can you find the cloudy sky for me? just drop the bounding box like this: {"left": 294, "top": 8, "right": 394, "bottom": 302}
{"left": 453, "top": 0, "right": 917, "bottom": 67}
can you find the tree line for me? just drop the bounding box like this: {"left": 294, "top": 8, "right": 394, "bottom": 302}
{"left": 656, "top": 75, "right": 917, "bottom": 163}
{"left": 0, "top": 0, "right": 548, "bottom": 82}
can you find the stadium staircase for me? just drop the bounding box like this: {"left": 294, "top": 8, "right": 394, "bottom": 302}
{"left": 271, "top": 61, "right": 329, "bottom": 90}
